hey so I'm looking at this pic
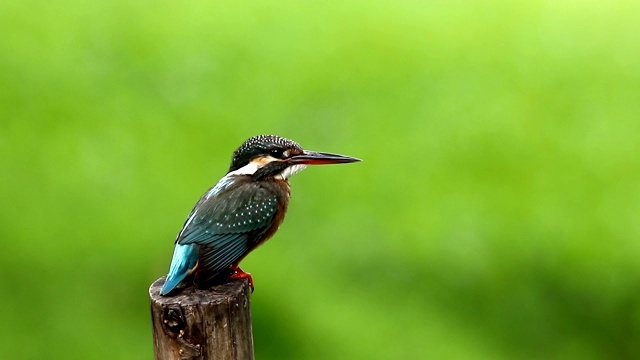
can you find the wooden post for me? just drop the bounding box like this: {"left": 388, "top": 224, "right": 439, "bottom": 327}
{"left": 149, "top": 277, "right": 254, "bottom": 360}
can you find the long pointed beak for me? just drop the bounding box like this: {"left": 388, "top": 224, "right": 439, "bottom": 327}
{"left": 287, "top": 151, "right": 362, "bottom": 165}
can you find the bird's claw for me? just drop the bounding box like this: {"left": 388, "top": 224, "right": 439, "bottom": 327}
{"left": 229, "top": 265, "right": 254, "bottom": 293}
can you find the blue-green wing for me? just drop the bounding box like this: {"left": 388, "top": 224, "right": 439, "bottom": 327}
{"left": 177, "top": 184, "right": 279, "bottom": 274}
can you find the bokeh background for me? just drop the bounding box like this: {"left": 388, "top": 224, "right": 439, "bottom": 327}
{"left": 2, "top": 1, "right": 639, "bottom": 359}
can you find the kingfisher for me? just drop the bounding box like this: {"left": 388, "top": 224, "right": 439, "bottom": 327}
{"left": 159, "top": 135, "right": 361, "bottom": 295}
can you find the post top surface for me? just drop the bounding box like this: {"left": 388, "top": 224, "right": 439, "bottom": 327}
{"left": 149, "top": 277, "right": 250, "bottom": 306}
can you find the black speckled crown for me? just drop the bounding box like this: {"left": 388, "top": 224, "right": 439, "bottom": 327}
{"left": 228, "top": 135, "right": 303, "bottom": 172}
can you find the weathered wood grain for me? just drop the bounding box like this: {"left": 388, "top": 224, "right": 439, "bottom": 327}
{"left": 149, "top": 277, "right": 254, "bottom": 360}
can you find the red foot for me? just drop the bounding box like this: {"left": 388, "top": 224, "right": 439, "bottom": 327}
{"left": 229, "top": 265, "right": 254, "bottom": 292}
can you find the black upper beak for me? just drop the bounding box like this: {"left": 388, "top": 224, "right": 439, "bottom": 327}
{"left": 287, "top": 151, "right": 362, "bottom": 165}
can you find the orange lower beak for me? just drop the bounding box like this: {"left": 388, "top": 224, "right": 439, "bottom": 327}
{"left": 287, "top": 151, "right": 361, "bottom": 165}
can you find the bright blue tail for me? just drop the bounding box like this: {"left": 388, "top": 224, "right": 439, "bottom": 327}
{"left": 160, "top": 244, "right": 199, "bottom": 295}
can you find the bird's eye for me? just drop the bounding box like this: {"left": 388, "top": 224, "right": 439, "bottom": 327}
{"left": 270, "top": 148, "right": 287, "bottom": 159}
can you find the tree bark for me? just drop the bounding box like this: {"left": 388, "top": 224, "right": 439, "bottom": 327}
{"left": 149, "top": 277, "right": 254, "bottom": 360}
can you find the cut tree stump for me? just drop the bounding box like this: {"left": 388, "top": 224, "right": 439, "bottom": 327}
{"left": 149, "top": 277, "right": 254, "bottom": 360}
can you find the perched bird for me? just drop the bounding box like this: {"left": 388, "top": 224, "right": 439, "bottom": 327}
{"left": 160, "top": 135, "right": 361, "bottom": 295}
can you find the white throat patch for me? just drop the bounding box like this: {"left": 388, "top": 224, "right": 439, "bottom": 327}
{"left": 276, "top": 164, "right": 307, "bottom": 180}
{"left": 226, "top": 156, "right": 307, "bottom": 180}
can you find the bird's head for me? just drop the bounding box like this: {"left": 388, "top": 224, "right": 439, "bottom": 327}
{"left": 228, "top": 135, "right": 361, "bottom": 181}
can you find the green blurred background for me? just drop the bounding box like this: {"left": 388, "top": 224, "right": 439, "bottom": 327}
{"left": 1, "top": 1, "right": 639, "bottom": 359}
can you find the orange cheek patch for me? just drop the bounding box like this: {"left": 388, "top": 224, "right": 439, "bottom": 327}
{"left": 251, "top": 156, "right": 279, "bottom": 167}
